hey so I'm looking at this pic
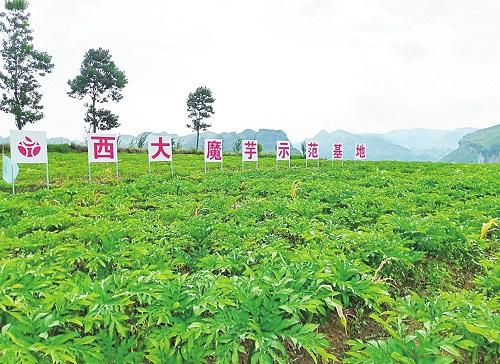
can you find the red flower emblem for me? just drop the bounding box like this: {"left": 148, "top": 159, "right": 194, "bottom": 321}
{"left": 18, "top": 136, "right": 41, "bottom": 158}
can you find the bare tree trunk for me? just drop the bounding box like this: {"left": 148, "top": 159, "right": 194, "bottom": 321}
{"left": 91, "top": 94, "right": 97, "bottom": 133}
{"left": 196, "top": 130, "right": 200, "bottom": 150}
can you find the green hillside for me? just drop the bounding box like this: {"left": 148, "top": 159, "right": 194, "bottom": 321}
{"left": 442, "top": 124, "right": 500, "bottom": 163}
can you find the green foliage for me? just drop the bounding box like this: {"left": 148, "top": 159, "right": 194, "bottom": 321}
{"left": 233, "top": 138, "right": 242, "bottom": 153}
{"left": 186, "top": 86, "right": 215, "bottom": 149}
{"left": 0, "top": 0, "right": 54, "bottom": 129}
{"left": 345, "top": 293, "right": 499, "bottom": 364}
{"left": 0, "top": 154, "right": 498, "bottom": 363}
{"left": 67, "top": 48, "right": 127, "bottom": 133}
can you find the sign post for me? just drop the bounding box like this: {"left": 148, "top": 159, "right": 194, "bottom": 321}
{"left": 332, "top": 143, "right": 344, "bottom": 166}
{"left": 148, "top": 135, "right": 174, "bottom": 176}
{"left": 354, "top": 143, "right": 367, "bottom": 161}
{"left": 276, "top": 141, "right": 291, "bottom": 169}
{"left": 87, "top": 134, "right": 119, "bottom": 182}
{"left": 10, "top": 130, "right": 49, "bottom": 194}
{"left": 306, "top": 141, "right": 320, "bottom": 168}
{"left": 204, "top": 139, "right": 223, "bottom": 173}
{"left": 242, "top": 140, "right": 258, "bottom": 170}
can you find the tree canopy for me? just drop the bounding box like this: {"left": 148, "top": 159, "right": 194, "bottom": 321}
{"left": 0, "top": 0, "right": 54, "bottom": 129}
{"left": 68, "top": 48, "right": 127, "bottom": 133}
{"left": 186, "top": 86, "right": 215, "bottom": 150}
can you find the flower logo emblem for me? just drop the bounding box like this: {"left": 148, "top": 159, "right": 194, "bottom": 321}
{"left": 18, "top": 136, "right": 41, "bottom": 158}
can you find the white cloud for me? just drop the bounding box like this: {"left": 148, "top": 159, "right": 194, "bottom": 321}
{"left": 1, "top": 0, "right": 499, "bottom": 141}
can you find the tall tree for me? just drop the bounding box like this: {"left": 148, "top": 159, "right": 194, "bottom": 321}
{"left": 68, "top": 48, "right": 127, "bottom": 133}
{"left": 0, "top": 0, "right": 54, "bottom": 130}
{"left": 186, "top": 86, "right": 215, "bottom": 150}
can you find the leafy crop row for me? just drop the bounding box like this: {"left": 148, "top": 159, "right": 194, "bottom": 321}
{"left": 0, "top": 154, "right": 498, "bottom": 363}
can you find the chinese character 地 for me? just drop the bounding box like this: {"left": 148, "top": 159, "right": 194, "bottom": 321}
{"left": 355, "top": 144, "right": 366, "bottom": 159}
{"left": 91, "top": 136, "right": 116, "bottom": 160}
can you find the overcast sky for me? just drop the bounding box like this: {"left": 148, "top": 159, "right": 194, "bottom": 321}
{"left": 1, "top": 0, "right": 499, "bottom": 141}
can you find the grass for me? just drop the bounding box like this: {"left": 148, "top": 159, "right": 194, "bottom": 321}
{"left": 0, "top": 152, "right": 498, "bottom": 363}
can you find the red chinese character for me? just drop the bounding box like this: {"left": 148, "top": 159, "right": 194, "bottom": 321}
{"left": 278, "top": 142, "right": 290, "bottom": 159}
{"left": 206, "top": 140, "right": 222, "bottom": 161}
{"left": 243, "top": 140, "right": 257, "bottom": 160}
{"left": 307, "top": 142, "right": 319, "bottom": 159}
{"left": 355, "top": 144, "right": 366, "bottom": 159}
{"left": 333, "top": 144, "right": 343, "bottom": 159}
{"left": 151, "top": 137, "right": 171, "bottom": 159}
{"left": 91, "top": 136, "right": 116, "bottom": 160}
{"left": 18, "top": 136, "right": 41, "bottom": 158}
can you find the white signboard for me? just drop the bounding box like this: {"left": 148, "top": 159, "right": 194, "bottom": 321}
{"left": 306, "top": 141, "right": 320, "bottom": 160}
{"left": 332, "top": 143, "right": 343, "bottom": 160}
{"left": 148, "top": 135, "right": 172, "bottom": 162}
{"left": 354, "top": 143, "right": 367, "bottom": 160}
{"left": 10, "top": 130, "right": 48, "bottom": 164}
{"left": 276, "top": 141, "right": 291, "bottom": 161}
{"left": 204, "top": 139, "right": 223, "bottom": 163}
{"left": 88, "top": 134, "right": 118, "bottom": 163}
{"left": 242, "top": 140, "right": 258, "bottom": 162}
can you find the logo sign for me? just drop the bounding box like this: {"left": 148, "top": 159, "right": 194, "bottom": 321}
{"left": 10, "top": 130, "right": 48, "bottom": 164}
{"left": 204, "top": 139, "right": 223, "bottom": 163}
{"left": 148, "top": 135, "right": 172, "bottom": 162}
{"left": 88, "top": 134, "right": 118, "bottom": 163}
{"left": 306, "top": 141, "right": 319, "bottom": 160}
{"left": 242, "top": 140, "right": 258, "bottom": 162}
{"left": 276, "top": 141, "right": 291, "bottom": 161}
{"left": 332, "top": 143, "right": 343, "bottom": 160}
{"left": 355, "top": 143, "right": 367, "bottom": 160}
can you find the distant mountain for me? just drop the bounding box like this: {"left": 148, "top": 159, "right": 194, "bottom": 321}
{"left": 48, "top": 137, "right": 74, "bottom": 144}
{"left": 307, "top": 129, "right": 432, "bottom": 161}
{"left": 176, "top": 129, "right": 295, "bottom": 153}
{"left": 377, "top": 127, "right": 477, "bottom": 159}
{"left": 441, "top": 124, "right": 500, "bottom": 163}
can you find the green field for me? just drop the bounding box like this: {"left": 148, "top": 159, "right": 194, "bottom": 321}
{"left": 0, "top": 153, "right": 499, "bottom": 363}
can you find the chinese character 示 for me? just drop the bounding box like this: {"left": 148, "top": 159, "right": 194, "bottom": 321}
{"left": 277, "top": 141, "right": 290, "bottom": 160}
{"left": 91, "top": 136, "right": 116, "bottom": 160}
{"left": 333, "top": 143, "right": 343, "bottom": 160}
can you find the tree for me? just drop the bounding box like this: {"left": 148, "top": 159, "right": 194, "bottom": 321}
{"left": 186, "top": 86, "right": 215, "bottom": 150}
{"left": 301, "top": 141, "right": 306, "bottom": 157}
{"left": 233, "top": 138, "right": 242, "bottom": 153}
{"left": 68, "top": 48, "right": 127, "bottom": 133}
{"left": 0, "top": 0, "right": 54, "bottom": 129}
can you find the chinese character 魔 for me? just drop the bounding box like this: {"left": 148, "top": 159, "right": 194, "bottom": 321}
{"left": 91, "top": 136, "right": 116, "bottom": 160}
{"left": 206, "top": 140, "right": 222, "bottom": 161}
